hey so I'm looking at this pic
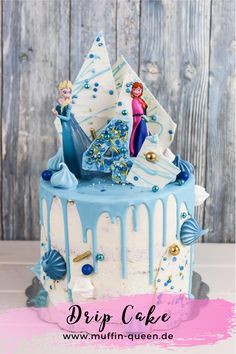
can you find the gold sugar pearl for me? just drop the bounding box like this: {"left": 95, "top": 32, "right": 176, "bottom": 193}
{"left": 169, "top": 244, "right": 180, "bottom": 256}
{"left": 145, "top": 151, "right": 157, "bottom": 162}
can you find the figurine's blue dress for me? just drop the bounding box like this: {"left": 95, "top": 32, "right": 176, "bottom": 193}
{"left": 55, "top": 103, "right": 91, "bottom": 179}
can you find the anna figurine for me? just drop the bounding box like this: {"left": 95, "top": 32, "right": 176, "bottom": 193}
{"left": 129, "top": 82, "right": 148, "bottom": 157}
{"left": 52, "top": 80, "right": 91, "bottom": 179}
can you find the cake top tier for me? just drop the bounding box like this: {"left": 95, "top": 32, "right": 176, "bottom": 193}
{"left": 43, "top": 33, "right": 194, "bottom": 192}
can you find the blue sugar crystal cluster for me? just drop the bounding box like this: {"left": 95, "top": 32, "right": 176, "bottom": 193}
{"left": 82, "top": 118, "right": 131, "bottom": 175}
{"left": 111, "top": 158, "right": 133, "bottom": 184}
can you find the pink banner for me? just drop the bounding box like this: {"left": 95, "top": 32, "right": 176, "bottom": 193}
{"left": 0, "top": 293, "right": 235, "bottom": 353}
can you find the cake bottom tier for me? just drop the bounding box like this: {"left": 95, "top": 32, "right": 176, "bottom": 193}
{"left": 39, "top": 176, "right": 195, "bottom": 304}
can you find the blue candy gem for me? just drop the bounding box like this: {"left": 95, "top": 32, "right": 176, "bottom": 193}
{"left": 82, "top": 264, "right": 94, "bottom": 275}
{"left": 163, "top": 257, "right": 167, "bottom": 261}
{"left": 179, "top": 265, "right": 184, "bottom": 271}
{"left": 120, "top": 147, "right": 127, "bottom": 154}
{"left": 177, "top": 171, "right": 189, "bottom": 181}
{"left": 126, "top": 88, "right": 131, "bottom": 93}
{"left": 152, "top": 185, "right": 159, "bottom": 192}
{"left": 109, "top": 90, "right": 114, "bottom": 95}
{"left": 134, "top": 176, "right": 139, "bottom": 181}
{"left": 84, "top": 83, "right": 90, "bottom": 89}
{"left": 172, "top": 257, "right": 177, "bottom": 262}
{"left": 178, "top": 179, "right": 185, "bottom": 186}
{"left": 94, "top": 82, "right": 99, "bottom": 87}
{"left": 127, "top": 160, "right": 133, "bottom": 168}
{"left": 157, "top": 279, "right": 161, "bottom": 282}
{"left": 168, "top": 130, "right": 173, "bottom": 135}
{"left": 93, "top": 87, "right": 98, "bottom": 92}
{"left": 117, "top": 101, "right": 122, "bottom": 106}
{"left": 41, "top": 170, "right": 53, "bottom": 181}
{"left": 122, "top": 109, "right": 128, "bottom": 116}
{"left": 181, "top": 212, "right": 187, "bottom": 219}
{"left": 89, "top": 53, "right": 94, "bottom": 58}
{"left": 164, "top": 282, "right": 168, "bottom": 287}
{"left": 96, "top": 37, "right": 100, "bottom": 42}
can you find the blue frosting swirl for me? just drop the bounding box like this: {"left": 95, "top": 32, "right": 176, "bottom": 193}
{"left": 173, "top": 155, "right": 194, "bottom": 175}
{"left": 47, "top": 147, "right": 64, "bottom": 171}
{"left": 50, "top": 162, "right": 78, "bottom": 189}
{"left": 180, "top": 217, "right": 208, "bottom": 245}
{"left": 41, "top": 249, "right": 66, "bottom": 280}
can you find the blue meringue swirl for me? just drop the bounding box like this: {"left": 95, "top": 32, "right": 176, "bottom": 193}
{"left": 47, "top": 147, "right": 64, "bottom": 171}
{"left": 173, "top": 154, "right": 194, "bottom": 175}
{"left": 50, "top": 162, "right": 78, "bottom": 189}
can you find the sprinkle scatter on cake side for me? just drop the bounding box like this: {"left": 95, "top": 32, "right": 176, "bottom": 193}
{"left": 32, "top": 33, "right": 209, "bottom": 307}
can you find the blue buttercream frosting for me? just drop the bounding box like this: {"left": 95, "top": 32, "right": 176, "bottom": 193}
{"left": 50, "top": 162, "right": 78, "bottom": 189}
{"left": 47, "top": 147, "right": 64, "bottom": 171}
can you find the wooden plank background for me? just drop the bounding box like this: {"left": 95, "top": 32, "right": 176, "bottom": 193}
{"left": 0, "top": 0, "right": 235, "bottom": 242}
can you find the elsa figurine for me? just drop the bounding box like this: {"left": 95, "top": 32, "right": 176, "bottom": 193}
{"left": 52, "top": 80, "right": 91, "bottom": 179}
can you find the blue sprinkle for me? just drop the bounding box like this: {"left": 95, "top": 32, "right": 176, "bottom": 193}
{"left": 168, "top": 130, "right": 173, "bottom": 134}
{"left": 98, "top": 43, "right": 103, "bottom": 46}
{"left": 96, "top": 37, "right": 100, "bottom": 42}
{"left": 89, "top": 53, "right": 94, "bottom": 58}
{"left": 133, "top": 176, "right": 139, "bottom": 181}
{"left": 172, "top": 257, "right": 177, "bottom": 262}
{"left": 93, "top": 88, "right": 98, "bottom": 92}
{"left": 94, "top": 82, "right": 99, "bottom": 87}
{"left": 179, "top": 265, "right": 184, "bottom": 271}
{"left": 161, "top": 267, "right": 164, "bottom": 271}
{"left": 117, "top": 101, "right": 122, "bottom": 106}
{"left": 163, "top": 257, "right": 167, "bottom": 261}
{"left": 164, "top": 282, "right": 168, "bottom": 287}
{"left": 100, "top": 189, "right": 106, "bottom": 192}
{"left": 157, "top": 279, "right": 161, "bottom": 283}
{"left": 92, "top": 94, "right": 96, "bottom": 98}
{"left": 167, "top": 279, "right": 172, "bottom": 283}
{"left": 109, "top": 90, "right": 114, "bottom": 95}
{"left": 50, "top": 285, "right": 53, "bottom": 290}
{"left": 170, "top": 286, "right": 174, "bottom": 290}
